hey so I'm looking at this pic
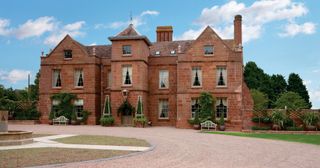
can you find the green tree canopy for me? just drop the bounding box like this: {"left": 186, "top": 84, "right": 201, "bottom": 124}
{"left": 198, "top": 92, "right": 216, "bottom": 121}
{"left": 269, "top": 74, "right": 287, "bottom": 106}
{"left": 287, "top": 73, "right": 311, "bottom": 108}
{"left": 275, "top": 91, "right": 309, "bottom": 110}
{"left": 250, "top": 89, "right": 269, "bottom": 111}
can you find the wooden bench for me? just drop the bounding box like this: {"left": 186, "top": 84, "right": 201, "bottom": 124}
{"left": 53, "top": 116, "right": 69, "bottom": 125}
{"left": 200, "top": 120, "right": 217, "bottom": 131}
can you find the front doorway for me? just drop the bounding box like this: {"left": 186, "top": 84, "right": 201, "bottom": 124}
{"left": 118, "top": 100, "right": 134, "bottom": 126}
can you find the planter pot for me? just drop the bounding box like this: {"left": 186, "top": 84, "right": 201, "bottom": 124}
{"left": 306, "top": 125, "right": 316, "bottom": 131}
{"left": 193, "top": 124, "right": 200, "bottom": 130}
{"left": 135, "top": 122, "right": 145, "bottom": 128}
{"left": 48, "top": 120, "right": 53, "bottom": 125}
{"left": 219, "top": 125, "right": 225, "bottom": 131}
{"left": 272, "top": 124, "right": 281, "bottom": 131}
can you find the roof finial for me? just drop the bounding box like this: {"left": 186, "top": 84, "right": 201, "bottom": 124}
{"left": 130, "top": 11, "right": 133, "bottom": 25}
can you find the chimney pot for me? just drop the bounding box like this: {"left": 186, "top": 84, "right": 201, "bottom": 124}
{"left": 234, "top": 15, "right": 242, "bottom": 50}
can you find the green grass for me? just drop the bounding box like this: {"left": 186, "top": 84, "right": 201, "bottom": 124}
{"left": 208, "top": 132, "right": 320, "bottom": 145}
{"left": 0, "top": 148, "right": 131, "bottom": 167}
{"left": 54, "top": 135, "right": 150, "bottom": 147}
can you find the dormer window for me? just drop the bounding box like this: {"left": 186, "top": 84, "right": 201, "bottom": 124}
{"left": 170, "top": 50, "right": 176, "bottom": 55}
{"left": 155, "top": 51, "right": 160, "bottom": 56}
{"left": 64, "top": 50, "right": 72, "bottom": 59}
{"left": 204, "top": 45, "right": 214, "bottom": 55}
{"left": 122, "top": 45, "right": 132, "bottom": 55}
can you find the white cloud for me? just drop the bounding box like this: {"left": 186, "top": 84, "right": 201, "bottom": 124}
{"left": 89, "top": 42, "right": 96, "bottom": 46}
{"left": 309, "top": 89, "right": 320, "bottom": 109}
{"left": 303, "top": 80, "right": 312, "bottom": 86}
{"left": 0, "top": 18, "right": 11, "bottom": 36}
{"left": 279, "top": 22, "right": 316, "bottom": 37}
{"left": 312, "top": 69, "right": 320, "bottom": 73}
{"left": 95, "top": 10, "right": 160, "bottom": 29}
{"left": 0, "top": 69, "right": 31, "bottom": 84}
{"left": 14, "top": 16, "right": 56, "bottom": 39}
{"left": 44, "top": 21, "right": 85, "bottom": 46}
{"left": 178, "top": 0, "right": 314, "bottom": 42}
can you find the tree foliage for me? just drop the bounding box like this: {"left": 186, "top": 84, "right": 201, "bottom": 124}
{"left": 198, "top": 92, "right": 216, "bottom": 121}
{"left": 274, "top": 92, "right": 308, "bottom": 110}
{"left": 250, "top": 89, "right": 269, "bottom": 111}
{"left": 50, "top": 93, "right": 77, "bottom": 120}
{"left": 287, "top": 73, "right": 311, "bottom": 108}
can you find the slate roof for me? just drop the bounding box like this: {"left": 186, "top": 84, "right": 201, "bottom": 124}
{"left": 85, "top": 45, "right": 112, "bottom": 58}
{"left": 150, "top": 40, "right": 194, "bottom": 56}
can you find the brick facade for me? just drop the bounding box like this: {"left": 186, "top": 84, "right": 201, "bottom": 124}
{"left": 39, "top": 15, "right": 253, "bottom": 130}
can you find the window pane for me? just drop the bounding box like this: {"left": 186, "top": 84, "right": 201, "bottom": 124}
{"left": 216, "top": 98, "right": 227, "bottom": 118}
{"left": 159, "top": 70, "right": 169, "bottom": 88}
{"left": 192, "top": 67, "right": 202, "bottom": 87}
{"left": 64, "top": 50, "right": 72, "bottom": 59}
{"left": 53, "top": 69, "right": 61, "bottom": 87}
{"left": 216, "top": 67, "right": 227, "bottom": 86}
{"left": 122, "top": 65, "right": 132, "bottom": 85}
{"left": 191, "top": 98, "right": 200, "bottom": 118}
{"left": 122, "top": 45, "right": 132, "bottom": 55}
{"left": 74, "top": 99, "right": 84, "bottom": 119}
{"left": 159, "top": 99, "right": 169, "bottom": 119}
{"left": 204, "top": 45, "right": 214, "bottom": 55}
{"left": 74, "top": 69, "right": 83, "bottom": 87}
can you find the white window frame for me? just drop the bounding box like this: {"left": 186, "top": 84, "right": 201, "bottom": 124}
{"left": 74, "top": 69, "right": 84, "bottom": 88}
{"left": 74, "top": 99, "right": 84, "bottom": 120}
{"left": 122, "top": 65, "right": 132, "bottom": 86}
{"left": 52, "top": 69, "right": 61, "bottom": 88}
{"left": 204, "top": 45, "right": 214, "bottom": 56}
{"left": 158, "top": 99, "right": 169, "bottom": 119}
{"left": 159, "top": 70, "right": 169, "bottom": 89}
{"left": 216, "top": 66, "right": 227, "bottom": 87}
{"left": 191, "top": 67, "right": 202, "bottom": 88}
{"left": 191, "top": 98, "right": 200, "bottom": 119}
{"left": 122, "top": 45, "right": 132, "bottom": 56}
{"left": 215, "top": 98, "right": 228, "bottom": 119}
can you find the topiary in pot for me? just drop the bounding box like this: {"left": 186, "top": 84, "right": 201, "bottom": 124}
{"left": 219, "top": 117, "right": 225, "bottom": 131}
{"left": 133, "top": 115, "right": 147, "bottom": 128}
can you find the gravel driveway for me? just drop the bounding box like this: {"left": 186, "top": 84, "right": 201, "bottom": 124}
{"left": 9, "top": 125, "right": 320, "bottom": 168}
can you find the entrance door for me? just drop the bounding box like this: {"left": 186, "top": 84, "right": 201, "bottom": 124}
{"left": 121, "top": 108, "right": 133, "bottom": 126}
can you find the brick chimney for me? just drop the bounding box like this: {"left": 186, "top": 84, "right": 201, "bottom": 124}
{"left": 234, "top": 15, "right": 242, "bottom": 47}
{"left": 156, "top": 26, "right": 173, "bottom": 42}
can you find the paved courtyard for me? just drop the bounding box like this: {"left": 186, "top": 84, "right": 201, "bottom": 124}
{"left": 9, "top": 124, "right": 320, "bottom": 168}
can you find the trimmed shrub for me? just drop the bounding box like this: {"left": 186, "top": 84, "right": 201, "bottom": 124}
{"left": 251, "top": 126, "right": 271, "bottom": 130}
{"left": 286, "top": 127, "right": 304, "bottom": 131}
{"left": 100, "top": 115, "right": 114, "bottom": 126}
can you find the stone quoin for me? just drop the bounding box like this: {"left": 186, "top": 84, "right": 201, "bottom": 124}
{"left": 39, "top": 15, "right": 253, "bottom": 130}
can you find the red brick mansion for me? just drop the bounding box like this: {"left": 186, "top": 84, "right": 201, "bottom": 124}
{"left": 39, "top": 15, "right": 253, "bottom": 130}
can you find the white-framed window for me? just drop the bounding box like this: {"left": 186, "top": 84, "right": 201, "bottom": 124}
{"left": 122, "top": 45, "right": 132, "bottom": 55}
{"left": 216, "top": 67, "right": 227, "bottom": 87}
{"left": 122, "top": 65, "right": 132, "bottom": 86}
{"left": 74, "top": 69, "right": 84, "bottom": 87}
{"left": 103, "top": 95, "right": 111, "bottom": 115}
{"left": 51, "top": 99, "right": 60, "bottom": 118}
{"left": 159, "top": 70, "right": 169, "bottom": 89}
{"left": 191, "top": 98, "right": 200, "bottom": 119}
{"left": 64, "top": 50, "right": 72, "bottom": 59}
{"left": 170, "top": 50, "right": 176, "bottom": 55}
{"left": 155, "top": 51, "right": 160, "bottom": 56}
{"left": 216, "top": 98, "right": 228, "bottom": 118}
{"left": 52, "top": 69, "right": 61, "bottom": 88}
{"left": 192, "top": 67, "right": 202, "bottom": 87}
{"left": 204, "top": 45, "right": 214, "bottom": 55}
{"left": 107, "top": 70, "right": 112, "bottom": 88}
{"left": 74, "top": 99, "right": 84, "bottom": 119}
{"left": 159, "top": 99, "right": 169, "bottom": 119}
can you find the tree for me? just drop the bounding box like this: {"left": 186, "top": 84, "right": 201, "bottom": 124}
{"left": 198, "top": 92, "right": 216, "bottom": 121}
{"left": 30, "top": 71, "right": 40, "bottom": 101}
{"left": 287, "top": 73, "right": 312, "bottom": 108}
{"left": 269, "top": 74, "right": 287, "bottom": 106}
{"left": 250, "top": 89, "right": 269, "bottom": 111}
{"left": 274, "top": 91, "right": 308, "bottom": 110}
{"left": 50, "top": 93, "right": 77, "bottom": 120}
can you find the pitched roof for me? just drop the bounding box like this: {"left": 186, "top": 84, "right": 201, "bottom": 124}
{"left": 108, "top": 24, "right": 152, "bottom": 46}
{"left": 150, "top": 40, "right": 194, "bottom": 56}
{"left": 85, "top": 45, "right": 112, "bottom": 58}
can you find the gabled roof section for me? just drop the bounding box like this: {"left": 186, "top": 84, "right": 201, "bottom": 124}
{"left": 108, "top": 24, "right": 152, "bottom": 46}
{"left": 150, "top": 40, "right": 194, "bottom": 56}
{"left": 194, "top": 26, "right": 233, "bottom": 51}
{"left": 85, "top": 45, "right": 112, "bottom": 58}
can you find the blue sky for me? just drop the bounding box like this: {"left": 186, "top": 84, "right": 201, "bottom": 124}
{"left": 0, "top": 0, "right": 319, "bottom": 108}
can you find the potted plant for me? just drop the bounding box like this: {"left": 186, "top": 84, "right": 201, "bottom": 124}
{"left": 100, "top": 115, "right": 115, "bottom": 126}
{"left": 218, "top": 117, "right": 225, "bottom": 131}
{"left": 271, "top": 110, "right": 286, "bottom": 130}
{"left": 133, "top": 115, "right": 147, "bottom": 128}
{"left": 301, "top": 112, "right": 319, "bottom": 131}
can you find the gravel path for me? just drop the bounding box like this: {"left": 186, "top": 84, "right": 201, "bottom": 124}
{"left": 9, "top": 124, "right": 320, "bottom": 168}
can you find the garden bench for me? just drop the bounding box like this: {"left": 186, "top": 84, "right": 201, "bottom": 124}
{"left": 53, "top": 116, "right": 69, "bottom": 125}
{"left": 200, "top": 120, "right": 217, "bottom": 131}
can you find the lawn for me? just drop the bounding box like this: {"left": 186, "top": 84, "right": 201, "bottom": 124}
{"left": 208, "top": 132, "right": 320, "bottom": 145}
{"left": 54, "top": 135, "right": 150, "bottom": 147}
{"left": 0, "top": 148, "right": 131, "bottom": 167}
